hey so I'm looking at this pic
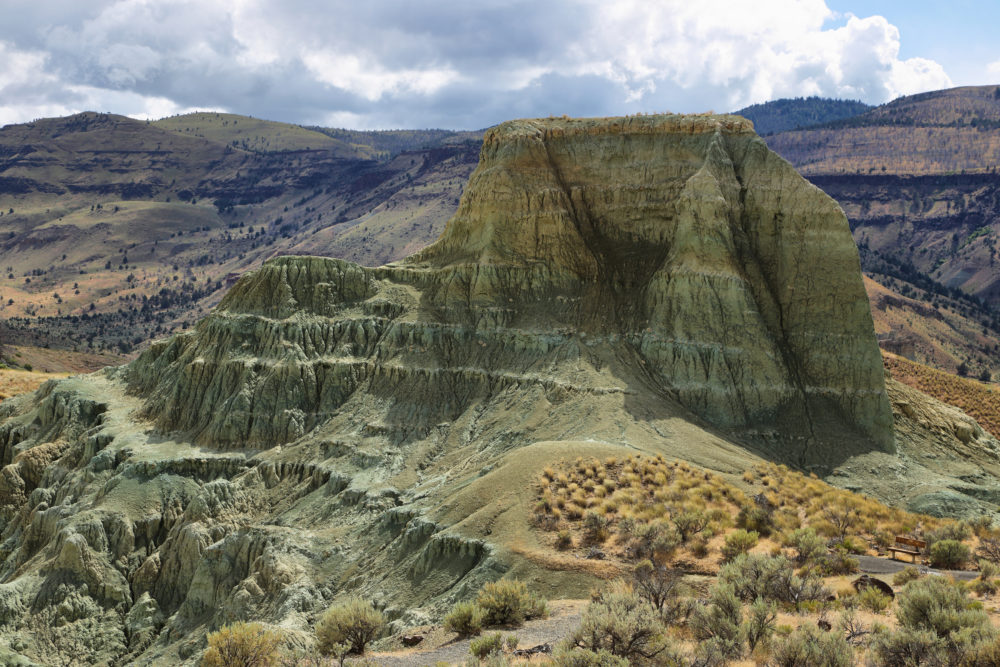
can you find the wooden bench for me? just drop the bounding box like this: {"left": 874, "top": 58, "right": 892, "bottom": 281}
{"left": 888, "top": 536, "right": 926, "bottom": 563}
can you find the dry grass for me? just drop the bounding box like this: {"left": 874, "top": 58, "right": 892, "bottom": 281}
{"left": 532, "top": 455, "right": 964, "bottom": 571}
{"left": 884, "top": 351, "right": 1000, "bottom": 439}
{"left": 0, "top": 368, "right": 69, "bottom": 401}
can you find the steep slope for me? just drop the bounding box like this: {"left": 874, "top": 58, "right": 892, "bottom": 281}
{"left": 0, "top": 113, "right": 917, "bottom": 665}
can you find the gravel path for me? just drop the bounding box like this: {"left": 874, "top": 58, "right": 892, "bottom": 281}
{"left": 856, "top": 555, "right": 979, "bottom": 580}
{"left": 362, "top": 601, "right": 585, "bottom": 667}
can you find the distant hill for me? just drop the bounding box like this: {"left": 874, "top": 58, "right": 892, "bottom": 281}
{"left": 0, "top": 111, "right": 480, "bottom": 362}
{"left": 733, "top": 96, "right": 871, "bottom": 135}
{"left": 757, "top": 86, "right": 1000, "bottom": 346}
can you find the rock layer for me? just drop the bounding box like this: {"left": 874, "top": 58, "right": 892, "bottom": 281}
{"left": 129, "top": 114, "right": 893, "bottom": 458}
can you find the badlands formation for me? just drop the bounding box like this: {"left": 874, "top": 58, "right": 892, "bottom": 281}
{"left": 0, "top": 114, "right": 996, "bottom": 664}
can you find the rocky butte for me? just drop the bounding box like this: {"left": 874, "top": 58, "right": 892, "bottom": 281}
{"left": 1, "top": 113, "right": 986, "bottom": 664}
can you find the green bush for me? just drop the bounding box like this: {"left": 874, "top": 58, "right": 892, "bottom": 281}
{"left": 856, "top": 587, "right": 892, "bottom": 614}
{"left": 870, "top": 626, "right": 945, "bottom": 667}
{"left": 839, "top": 536, "right": 867, "bottom": 555}
{"left": 742, "top": 598, "right": 777, "bottom": 653}
{"left": 770, "top": 624, "right": 853, "bottom": 667}
{"left": 201, "top": 622, "right": 282, "bottom": 667}
{"left": 736, "top": 505, "right": 774, "bottom": 536}
{"left": 469, "top": 632, "right": 516, "bottom": 659}
{"left": 718, "top": 553, "right": 827, "bottom": 607}
{"left": 721, "top": 530, "right": 758, "bottom": 563}
{"left": 316, "top": 597, "right": 385, "bottom": 656}
{"left": 689, "top": 583, "right": 743, "bottom": 657}
{"left": 790, "top": 527, "right": 826, "bottom": 563}
{"left": 631, "top": 560, "right": 690, "bottom": 623}
{"left": 817, "top": 547, "right": 859, "bottom": 576}
{"left": 930, "top": 540, "right": 971, "bottom": 569}
{"left": 896, "top": 576, "right": 989, "bottom": 639}
{"left": 568, "top": 585, "right": 674, "bottom": 663}
{"left": 892, "top": 566, "right": 923, "bottom": 587}
{"left": 671, "top": 510, "right": 707, "bottom": 543}
{"left": 624, "top": 521, "right": 680, "bottom": 562}
{"left": 444, "top": 600, "right": 483, "bottom": 637}
{"left": 476, "top": 579, "right": 547, "bottom": 627}
{"left": 925, "top": 522, "right": 973, "bottom": 547}
{"left": 552, "top": 647, "right": 630, "bottom": 667}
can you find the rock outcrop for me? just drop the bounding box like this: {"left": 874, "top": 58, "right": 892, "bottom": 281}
{"left": 0, "top": 114, "right": 895, "bottom": 664}
{"left": 128, "top": 114, "right": 892, "bottom": 460}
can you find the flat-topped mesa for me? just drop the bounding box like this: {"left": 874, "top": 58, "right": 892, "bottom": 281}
{"left": 126, "top": 113, "right": 893, "bottom": 460}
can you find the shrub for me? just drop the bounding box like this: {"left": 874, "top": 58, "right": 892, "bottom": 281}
{"left": 869, "top": 627, "right": 945, "bottom": 667}
{"left": 631, "top": 560, "right": 690, "bottom": 624}
{"left": 976, "top": 537, "right": 1000, "bottom": 564}
{"left": 469, "top": 632, "right": 517, "bottom": 659}
{"left": 790, "top": 527, "right": 825, "bottom": 563}
{"left": 896, "top": 576, "right": 989, "bottom": 639}
{"left": 926, "top": 522, "right": 973, "bottom": 548}
{"left": 476, "top": 579, "right": 547, "bottom": 627}
{"left": 316, "top": 597, "right": 385, "bottom": 656}
{"left": 892, "top": 566, "right": 923, "bottom": 586}
{"left": 717, "top": 552, "right": 827, "bottom": 608}
{"left": 839, "top": 536, "right": 867, "bottom": 555}
{"left": 443, "top": 600, "right": 483, "bottom": 637}
{"left": 689, "top": 583, "right": 743, "bottom": 657}
{"left": 552, "top": 647, "right": 630, "bottom": 667}
{"left": 930, "top": 540, "right": 971, "bottom": 569}
{"left": 201, "top": 622, "right": 282, "bottom": 667}
{"left": 817, "top": 548, "right": 859, "bottom": 576}
{"left": 583, "top": 512, "right": 610, "bottom": 544}
{"left": 624, "top": 521, "right": 680, "bottom": 563}
{"left": 770, "top": 624, "right": 853, "bottom": 667}
{"left": 736, "top": 505, "right": 773, "bottom": 536}
{"left": 569, "top": 585, "right": 673, "bottom": 663}
{"left": 671, "top": 510, "right": 707, "bottom": 542}
{"left": 963, "top": 635, "right": 1000, "bottom": 667}
{"left": 556, "top": 530, "right": 574, "bottom": 550}
{"left": 742, "top": 598, "right": 777, "bottom": 653}
{"left": 689, "top": 537, "right": 709, "bottom": 559}
{"left": 721, "top": 530, "right": 758, "bottom": 563}
{"left": 856, "top": 587, "right": 892, "bottom": 614}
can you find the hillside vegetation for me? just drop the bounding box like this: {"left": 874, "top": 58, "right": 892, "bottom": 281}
{"left": 0, "top": 111, "right": 478, "bottom": 358}
{"left": 734, "top": 96, "right": 871, "bottom": 135}
{"left": 883, "top": 351, "right": 1000, "bottom": 440}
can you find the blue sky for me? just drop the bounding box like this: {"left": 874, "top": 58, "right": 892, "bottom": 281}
{"left": 0, "top": 1, "right": 996, "bottom": 129}
{"left": 827, "top": 1, "right": 1000, "bottom": 85}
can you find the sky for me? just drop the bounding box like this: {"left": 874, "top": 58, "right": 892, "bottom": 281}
{"left": 0, "top": 0, "right": 997, "bottom": 130}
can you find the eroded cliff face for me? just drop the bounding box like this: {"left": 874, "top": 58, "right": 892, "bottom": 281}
{"left": 130, "top": 115, "right": 893, "bottom": 458}
{"left": 0, "top": 114, "right": 895, "bottom": 664}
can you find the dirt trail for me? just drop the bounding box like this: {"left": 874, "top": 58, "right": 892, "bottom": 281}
{"left": 361, "top": 601, "right": 586, "bottom": 667}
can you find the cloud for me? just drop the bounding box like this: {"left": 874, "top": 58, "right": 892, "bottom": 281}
{"left": 989, "top": 60, "right": 1000, "bottom": 78}
{"left": 0, "top": 1, "right": 956, "bottom": 129}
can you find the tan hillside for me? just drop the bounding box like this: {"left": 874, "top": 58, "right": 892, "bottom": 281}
{"left": 865, "top": 276, "right": 1000, "bottom": 378}
{"left": 0, "top": 111, "right": 478, "bottom": 356}
{"left": 152, "top": 112, "right": 362, "bottom": 156}
{"left": 883, "top": 351, "right": 1000, "bottom": 440}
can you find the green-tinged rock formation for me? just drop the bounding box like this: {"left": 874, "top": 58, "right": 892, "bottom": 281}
{"left": 0, "top": 114, "right": 901, "bottom": 664}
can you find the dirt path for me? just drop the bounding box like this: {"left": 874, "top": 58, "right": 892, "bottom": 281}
{"left": 360, "top": 601, "right": 586, "bottom": 667}
{"left": 856, "top": 555, "right": 979, "bottom": 580}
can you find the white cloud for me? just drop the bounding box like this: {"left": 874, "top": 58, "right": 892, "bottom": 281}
{"left": 988, "top": 60, "right": 1000, "bottom": 78}
{"left": 0, "top": 1, "right": 960, "bottom": 128}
